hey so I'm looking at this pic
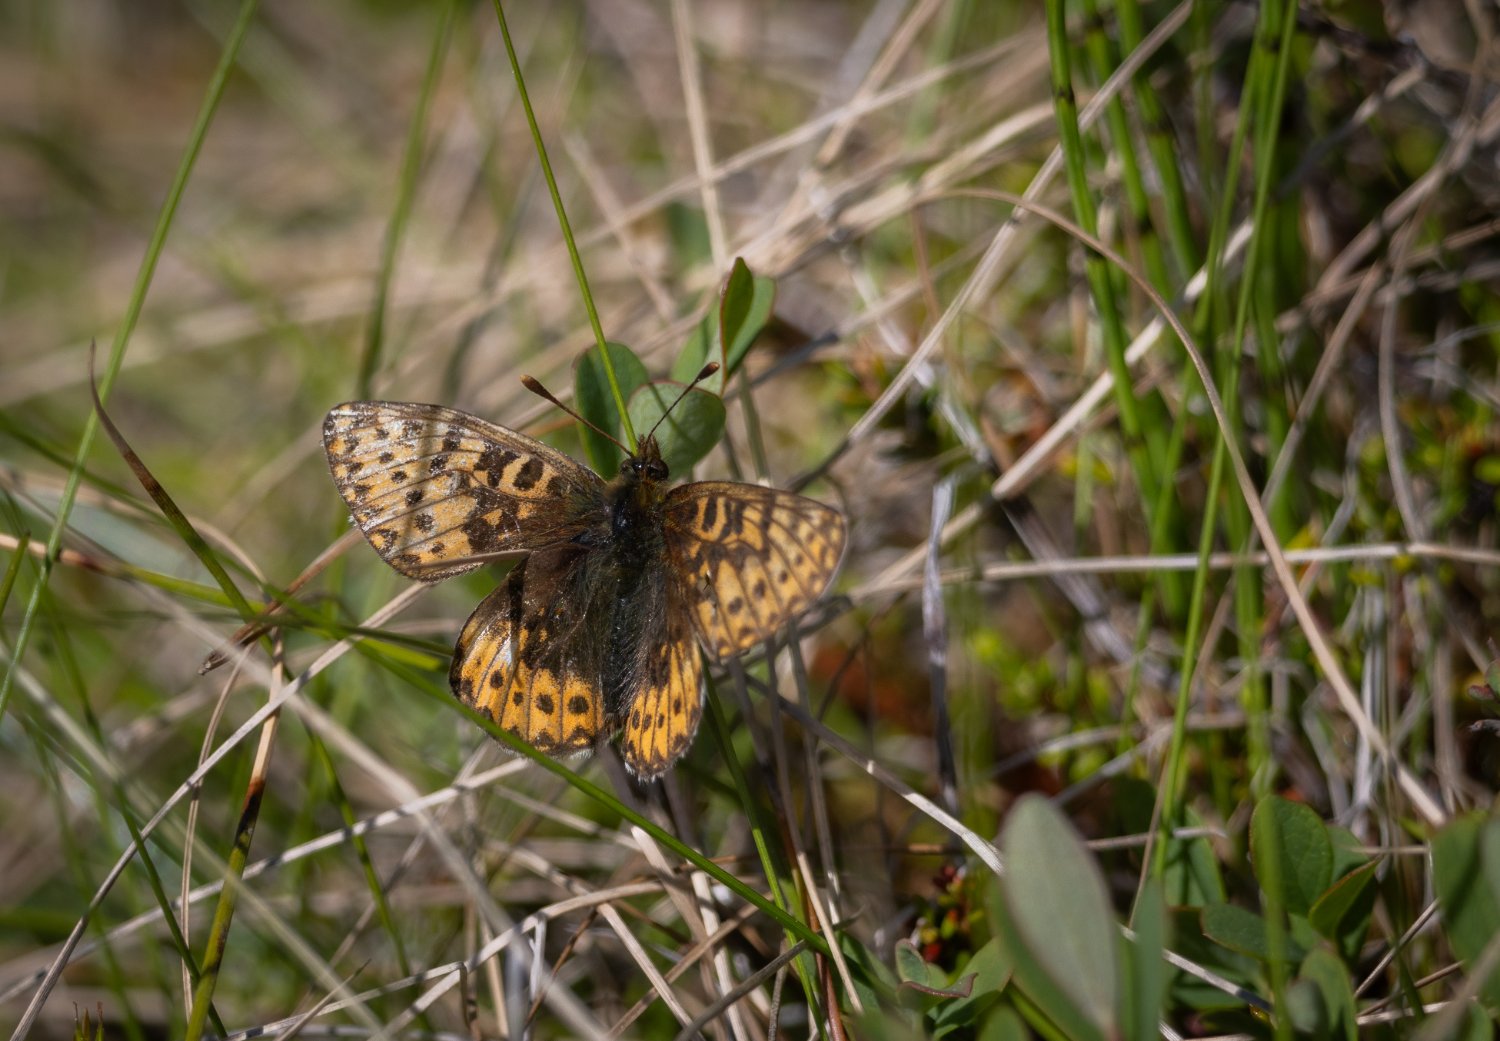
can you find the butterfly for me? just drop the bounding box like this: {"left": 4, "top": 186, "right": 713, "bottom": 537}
{"left": 322, "top": 388, "right": 846, "bottom": 779}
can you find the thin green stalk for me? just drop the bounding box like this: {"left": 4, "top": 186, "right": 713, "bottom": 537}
{"left": 489, "top": 0, "right": 635, "bottom": 443}
{"left": 41, "top": 601, "right": 228, "bottom": 1036}
{"left": 1150, "top": 433, "right": 1226, "bottom": 881}
{"left": 310, "top": 733, "right": 416, "bottom": 980}
{"left": 0, "top": 0, "right": 260, "bottom": 728}
{"left": 356, "top": 0, "right": 457, "bottom": 399}
{"left": 1077, "top": 0, "right": 1188, "bottom": 618}
{"left": 1078, "top": 0, "right": 1170, "bottom": 294}
{"left": 1114, "top": 0, "right": 1200, "bottom": 278}
{"left": 1115, "top": 586, "right": 1155, "bottom": 759}
{"left": 185, "top": 721, "right": 277, "bottom": 1041}
{"left": 27, "top": 718, "right": 147, "bottom": 1041}
{"left": 0, "top": 528, "right": 27, "bottom": 617}
{"left": 1045, "top": 0, "right": 1167, "bottom": 518}
{"left": 1223, "top": 0, "right": 1300, "bottom": 801}
{"left": 1251, "top": 802, "right": 1295, "bottom": 1041}
{"left": 1112, "top": 0, "right": 1214, "bottom": 631}
{"left": 1173, "top": 0, "right": 1279, "bottom": 817}
{"left": 705, "top": 684, "right": 823, "bottom": 1013}
{"left": 1156, "top": 0, "right": 1300, "bottom": 871}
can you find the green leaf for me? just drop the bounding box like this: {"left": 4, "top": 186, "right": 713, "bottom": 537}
{"left": 671, "top": 260, "right": 776, "bottom": 395}
{"left": 1433, "top": 812, "right": 1500, "bottom": 1013}
{"left": 625, "top": 383, "right": 726, "bottom": 477}
{"left": 1113, "top": 778, "right": 1224, "bottom": 906}
{"left": 574, "top": 341, "right": 649, "bottom": 473}
{"left": 1461, "top": 1001, "right": 1498, "bottom": 1041}
{"left": 845, "top": 1009, "right": 925, "bottom": 1041}
{"left": 976, "top": 1006, "right": 1029, "bottom": 1041}
{"left": 895, "top": 938, "right": 974, "bottom": 999}
{"left": 672, "top": 316, "right": 717, "bottom": 388}
{"left": 997, "top": 795, "right": 1119, "bottom": 1041}
{"left": 839, "top": 931, "right": 897, "bottom": 1016}
{"left": 930, "top": 938, "right": 1013, "bottom": 1037}
{"left": 1121, "top": 881, "right": 1169, "bottom": 1041}
{"left": 991, "top": 886, "right": 1108, "bottom": 1041}
{"left": 1296, "top": 947, "right": 1357, "bottom": 1041}
{"left": 1165, "top": 907, "right": 1257, "bottom": 1011}
{"left": 1482, "top": 815, "right": 1500, "bottom": 912}
{"left": 1201, "top": 902, "right": 1306, "bottom": 963}
{"left": 1283, "top": 978, "right": 1327, "bottom": 1036}
{"left": 1250, "top": 796, "right": 1333, "bottom": 916}
{"left": 719, "top": 257, "right": 775, "bottom": 373}
{"left": 1326, "top": 825, "right": 1370, "bottom": 880}
{"left": 1308, "top": 861, "right": 1377, "bottom": 947}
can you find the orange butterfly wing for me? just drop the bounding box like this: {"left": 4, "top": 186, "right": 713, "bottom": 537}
{"left": 449, "top": 545, "right": 609, "bottom": 756}
{"left": 662, "top": 481, "right": 846, "bottom": 660}
{"left": 323, "top": 401, "right": 602, "bottom": 580}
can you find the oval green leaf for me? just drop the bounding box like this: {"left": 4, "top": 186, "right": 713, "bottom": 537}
{"left": 671, "top": 260, "right": 776, "bottom": 395}
{"left": 976, "top": 1006, "right": 1029, "bottom": 1041}
{"left": 1326, "top": 824, "right": 1370, "bottom": 880}
{"left": 574, "top": 341, "right": 649, "bottom": 473}
{"left": 671, "top": 316, "right": 720, "bottom": 392}
{"left": 895, "top": 938, "right": 974, "bottom": 999}
{"left": 626, "top": 383, "right": 726, "bottom": 477}
{"left": 1308, "top": 861, "right": 1377, "bottom": 946}
{"left": 1122, "top": 881, "right": 1169, "bottom": 1041}
{"left": 719, "top": 257, "right": 776, "bottom": 373}
{"left": 1113, "top": 777, "right": 1225, "bottom": 906}
{"left": 1433, "top": 811, "right": 1500, "bottom": 1013}
{"left": 1249, "top": 795, "right": 1333, "bottom": 916}
{"left": 998, "top": 794, "right": 1119, "bottom": 1039}
{"left": 1200, "top": 902, "right": 1307, "bottom": 963}
{"left": 929, "top": 937, "right": 1014, "bottom": 1038}
{"left": 1283, "top": 978, "right": 1329, "bottom": 1037}
{"left": 1297, "top": 947, "right": 1357, "bottom": 1041}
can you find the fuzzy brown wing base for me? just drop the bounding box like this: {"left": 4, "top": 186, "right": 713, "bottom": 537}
{"left": 449, "top": 547, "right": 609, "bottom": 756}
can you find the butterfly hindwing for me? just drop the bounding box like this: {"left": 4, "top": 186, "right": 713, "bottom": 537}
{"left": 324, "top": 401, "right": 603, "bottom": 580}
{"left": 450, "top": 547, "right": 608, "bottom": 756}
{"left": 618, "top": 601, "right": 703, "bottom": 779}
{"left": 662, "top": 481, "right": 846, "bottom": 660}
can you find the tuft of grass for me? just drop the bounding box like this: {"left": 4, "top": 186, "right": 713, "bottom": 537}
{"left": 3, "top": 1, "right": 1500, "bottom": 1038}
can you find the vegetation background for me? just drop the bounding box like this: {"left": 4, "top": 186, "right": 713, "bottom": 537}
{"left": 2, "top": 0, "right": 1499, "bottom": 1038}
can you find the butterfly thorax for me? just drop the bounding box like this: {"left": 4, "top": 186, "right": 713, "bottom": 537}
{"left": 601, "top": 436, "right": 670, "bottom": 563}
{"left": 577, "top": 436, "right": 669, "bottom": 717}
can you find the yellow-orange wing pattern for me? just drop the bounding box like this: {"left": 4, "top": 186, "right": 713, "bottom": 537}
{"left": 449, "top": 545, "right": 609, "bottom": 757}
{"left": 662, "top": 481, "right": 846, "bottom": 660}
{"left": 618, "top": 602, "right": 703, "bottom": 779}
{"left": 323, "top": 401, "right": 602, "bottom": 580}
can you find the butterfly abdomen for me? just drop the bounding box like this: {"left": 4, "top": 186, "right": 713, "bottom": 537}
{"left": 592, "top": 492, "right": 663, "bottom": 723}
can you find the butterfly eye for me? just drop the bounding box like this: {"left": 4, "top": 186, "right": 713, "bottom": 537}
{"left": 646, "top": 459, "right": 669, "bottom": 481}
{"left": 619, "top": 457, "right": 637, "bottom": 477}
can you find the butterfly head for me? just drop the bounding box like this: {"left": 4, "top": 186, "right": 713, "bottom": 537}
{"left": 620, "top": 435, "right": 670, "bottom": 485}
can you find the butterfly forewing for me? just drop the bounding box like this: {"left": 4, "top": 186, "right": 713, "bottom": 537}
{"left": 663, "top": 481, "right": 846, "bottom": 660}
{"left": 324, "top": 401, "right": 603, "bottom": 580}
{"left": 450, "top": 547, "right": 608, "bottom": 756}
{"left": 619, "top": 603, "right": 703, "bottom": 779}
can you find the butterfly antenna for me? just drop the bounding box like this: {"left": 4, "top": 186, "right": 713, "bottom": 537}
{"left": 520, "top": 375, "right": 632, "bottom": 455}
{"left": 646, "top": 362, "right": 720, "bottom": 442}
